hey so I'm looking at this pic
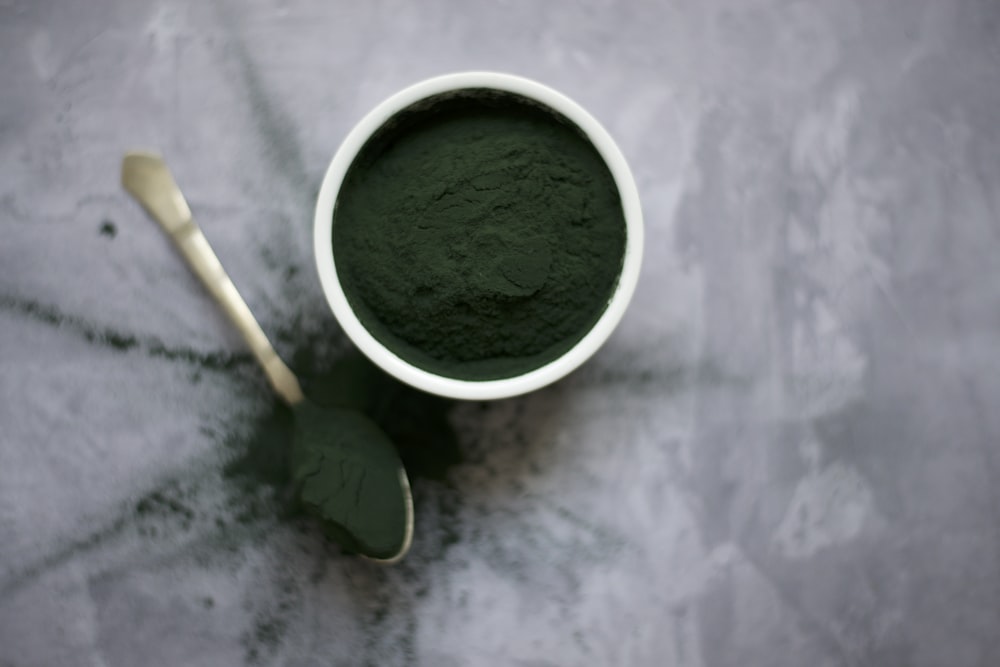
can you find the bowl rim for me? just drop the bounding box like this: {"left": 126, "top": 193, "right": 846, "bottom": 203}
{"left": 313, "top": 71, "right": 644, "bottom": 400}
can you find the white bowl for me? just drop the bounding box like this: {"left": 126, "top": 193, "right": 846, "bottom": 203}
{"left": 313, "top": 72, "right": 643, "bottom": 400}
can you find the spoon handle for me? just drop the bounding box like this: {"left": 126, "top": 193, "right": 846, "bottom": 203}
{"left": 121, "top": 151, "right": 304, "bottom": 405}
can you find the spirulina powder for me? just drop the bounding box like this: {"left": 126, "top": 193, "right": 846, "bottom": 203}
{"left": 332, "top": 90, "right": 626, "bottom": 380}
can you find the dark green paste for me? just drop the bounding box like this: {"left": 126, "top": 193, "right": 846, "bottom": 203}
{"left": 332, "top": 90, "right": 627, "bottom": 380}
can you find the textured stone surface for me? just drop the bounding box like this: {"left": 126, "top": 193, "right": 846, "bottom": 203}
{"left": 3, "top": 1, "right": 1000, "bottom": 665}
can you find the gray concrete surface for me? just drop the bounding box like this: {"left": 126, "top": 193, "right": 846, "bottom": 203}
{"left": 2, "top": 1, "right": 1000, "bottom": 665}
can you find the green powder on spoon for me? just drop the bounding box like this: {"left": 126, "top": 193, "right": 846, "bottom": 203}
{"left": 291, "top": 402, "right": 408, "bottom": 560}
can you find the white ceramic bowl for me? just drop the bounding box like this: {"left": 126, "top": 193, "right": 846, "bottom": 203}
{"left": 314, "top": 72, "right": 643, "bottom": 400}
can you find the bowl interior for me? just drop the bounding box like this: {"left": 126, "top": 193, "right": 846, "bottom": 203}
{"left": 314, "top": 72, "right": 643, "bottom": 400}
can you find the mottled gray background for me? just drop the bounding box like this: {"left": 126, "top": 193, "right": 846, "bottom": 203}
{"left": 3, "top": 1, "right": 1000, "bottom": 665}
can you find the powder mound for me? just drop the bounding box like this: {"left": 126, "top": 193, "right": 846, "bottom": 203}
{"left": 333, "top": 91, "right": 626, "bottom": 380}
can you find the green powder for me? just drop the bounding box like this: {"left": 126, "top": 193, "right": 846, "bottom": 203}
{"left": 291, "top": 402, "right": 409, "bottom": 560}
{"left": 333, "top": 90, "right": 627, "bottom": 380}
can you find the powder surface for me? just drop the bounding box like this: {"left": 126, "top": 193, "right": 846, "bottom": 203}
{"left": 291, "top": 401, "right": 409, "bottom": 560}
{"left": 332, "top": 91, "right": 627, "bottom": 380}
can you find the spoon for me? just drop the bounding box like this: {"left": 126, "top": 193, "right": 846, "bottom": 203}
{"left": 121, "top": 151, "right": 413, "bottom": 563}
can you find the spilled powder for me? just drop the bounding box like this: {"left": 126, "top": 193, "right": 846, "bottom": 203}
{"left": 0, "top": 345, "right": 462, "bottom": 665}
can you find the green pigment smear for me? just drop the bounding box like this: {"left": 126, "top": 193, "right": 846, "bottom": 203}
{"left": 333, "top": 90, "right": 627, "bottom": 380}
{"left": 0, "top": 294, "right": 254, "bottom": 371}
